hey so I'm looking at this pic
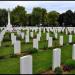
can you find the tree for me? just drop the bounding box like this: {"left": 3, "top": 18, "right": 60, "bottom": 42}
{"left": 31, "top": 7, "right": 42, "bottom": 26}
{"left": 72, "top": 12, "right": 75, "bottom": 26}
{"left": 11, "top": 5, "right": 27, "bottom": 27}
{"left": 41, "top": 8, "right": 47, "bottom": 26}
{"left": 64, "top": 10, "right": 73, "bottom": 26}
{"left": 0, "top": 9, "right": 8, "bottom": 27}
{"left": 31, "top": 7, "right": 47, "bottom": 26}
{"left": 26, "top": 14, "right": 32, "bottom": 26}
{"left": 58, "top": 10, "right": 73, "bottom": 27}
{"left": 47, "top": 11, "right": 60, "bottom": 26}
{"left": 58, "top": 13, "right": 65, "bottom": 26}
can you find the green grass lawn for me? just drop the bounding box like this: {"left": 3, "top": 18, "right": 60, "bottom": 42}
{"left": 0, "top": 31, "right": 75, "bottom": 74}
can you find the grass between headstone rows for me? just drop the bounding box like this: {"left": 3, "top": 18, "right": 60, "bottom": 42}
{"left": 0, "top": 31, "right": 75, "bottom": 74}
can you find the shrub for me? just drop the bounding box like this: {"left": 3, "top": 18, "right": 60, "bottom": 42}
{"left": 63, "top": 59, "right": 75, "bottom": 71}
{"left": 28, "top": 48, "right": 38, "bottom": 54}
{"left": 5, "top": 44, "right": 10, "bottom": 47}
{"left": 0, "top": 56, "right": 5, "bottom": 59}
{"left": 3, "top": 32, "right": 11, "bottom": 41}
{"left": 54, "top": 67, "right": 63, "bottom": 74}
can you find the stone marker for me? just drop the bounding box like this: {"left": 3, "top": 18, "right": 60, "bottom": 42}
{"left": 69, "top": 35, "right": 72, "bottom": 43}
{"left": 43, "top": 28, "right": 45, "bottom": 33}
{"left": 0, "top": 33, "right": 3, "bottom": 42}
{"left": 66, "top": 29, "right": 68, "bottom": 35}
{"left": 46, "top": 32, "right": 49, "bottom": 40}
{"left": 52, "top": 48, "right": 61, "bottom": 70}
{"left": 37, "top": 33, "right": 40, "bottom": 41}
{"left": 12, "top": 35, "right": 16, "bottom": 45}
{"left": 20, "top": 55, "right": 32, "bottom": 74}
{"left": 72, "top": 44, "right": 75, "bottom": 60}
{"left": 14, "top": 40, "right": 21, "bottom": 54}
{"left": 30, "top": 32, "right": 33, "bottom": 38}
{"left": 25, "top": 34, "right": 29, "bottom": 43}
{"left": 33, "top": 38, "right": 38, "bottom": 49}
{"left": 21, "top": 32, "right": 25, "bottom": 39}
{"left": 59, "top": 35, "right": 63, "bottom": 46}
{"left": 11, "top": 33, "right": 14, "bottom": 44}
{"left": 48, "top": 37, "right": 52, "bottom": 47}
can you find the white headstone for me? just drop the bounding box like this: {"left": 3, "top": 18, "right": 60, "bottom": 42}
{"left": 66, "top": 29, "right": 68, "bottom": 35}
{"left": 11, "top": 33, "right": 14, "bottom": 41}
{"left": 20, "top": 55, "right": 32, "bottom": 74}
{"left": 0, "top": 33, "right": 3, "bottom": 42}
{"left": 12, "top": 35, "right": 16, "bottom": 45}
{"left": 69, "top": 35, "right": 72, "bottom": 43}
{"left": 21, "top": 32, "right": 25, "bottom": 39}
{"left": 33, "top": 39, "right": 38, "bottom": 49}
{"left": 46, "top": 32, "right": 49, "bottom": 40}
{"left": 48, "top": 37, "right": 53, "bottom": 47}
{"left": 25, "top": 34, "right": 29, "bottom": 43}
{"left": 43, "top": 28, "right": 45, "bottom": 33}
{"left": 59, "top": 35, "right": 63, "bottom": 46}
{"left": 72, "top": 44, "right": 75, "bottom": 60}
{"left": 52, "top": 48, "right": 61, "bottom": 70}
{"left": 14, "top": 40, "right": 21, "bottom": 54}
{"left": 30, "top": 32, "right": 33, "bottom": 38}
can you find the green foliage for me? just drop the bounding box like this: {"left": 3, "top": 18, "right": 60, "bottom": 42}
{"left": 0, "top": 6, "right": 75, "bottom": 27}
{"left": 11, "top": 5, "right": 27, "bottom": 27}
{"left": 54, "top": 67, "right": 63, "bottom": 74}
{"left": 3, "top": 32, "right": 11, "bottom": 42}
{"left": 58, "top": 10, "right": 74, "bottom": 26}
{"left": 0, "top": 9, "right": 8, "bottom": 26}
{"left": 27, "top": 48, "right": 38, "bottom": 54}
{"left": 47, "top": 11, "right": 59, "bottom": 26}
{"left": 31, "top": 7, "right": 47, "bottom": 26}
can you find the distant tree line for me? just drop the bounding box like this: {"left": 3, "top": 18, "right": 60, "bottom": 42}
{"left": 0, "top": 5, "right": 75, "bottom": 27}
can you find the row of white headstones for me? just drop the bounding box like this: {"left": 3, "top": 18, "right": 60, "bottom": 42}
{"left": 17, "top": 27, "right": 75, "bottom": 74}
{"left": 20, "top": 46, "right": 75, "bottom": 74}
{"left": 9, "top": 31, "right": 73, "bottom": 54}
{"left": 0, "top": 30, "right": 73, "bottom": 48}
{"left": 0, "top": 27, "right": 75, "bottom": 74}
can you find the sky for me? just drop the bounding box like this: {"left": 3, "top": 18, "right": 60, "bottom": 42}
{"left": 0, "top": 1, "right": 75, "bottom": 14}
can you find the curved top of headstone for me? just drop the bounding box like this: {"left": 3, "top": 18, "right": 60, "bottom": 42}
{"left": 53, "top": 48, "right": 61, "bottom": 52}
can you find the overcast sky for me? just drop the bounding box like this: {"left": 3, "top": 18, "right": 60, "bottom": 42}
{"left": 0, "top": 1, "right": 75, "bottom": 13}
